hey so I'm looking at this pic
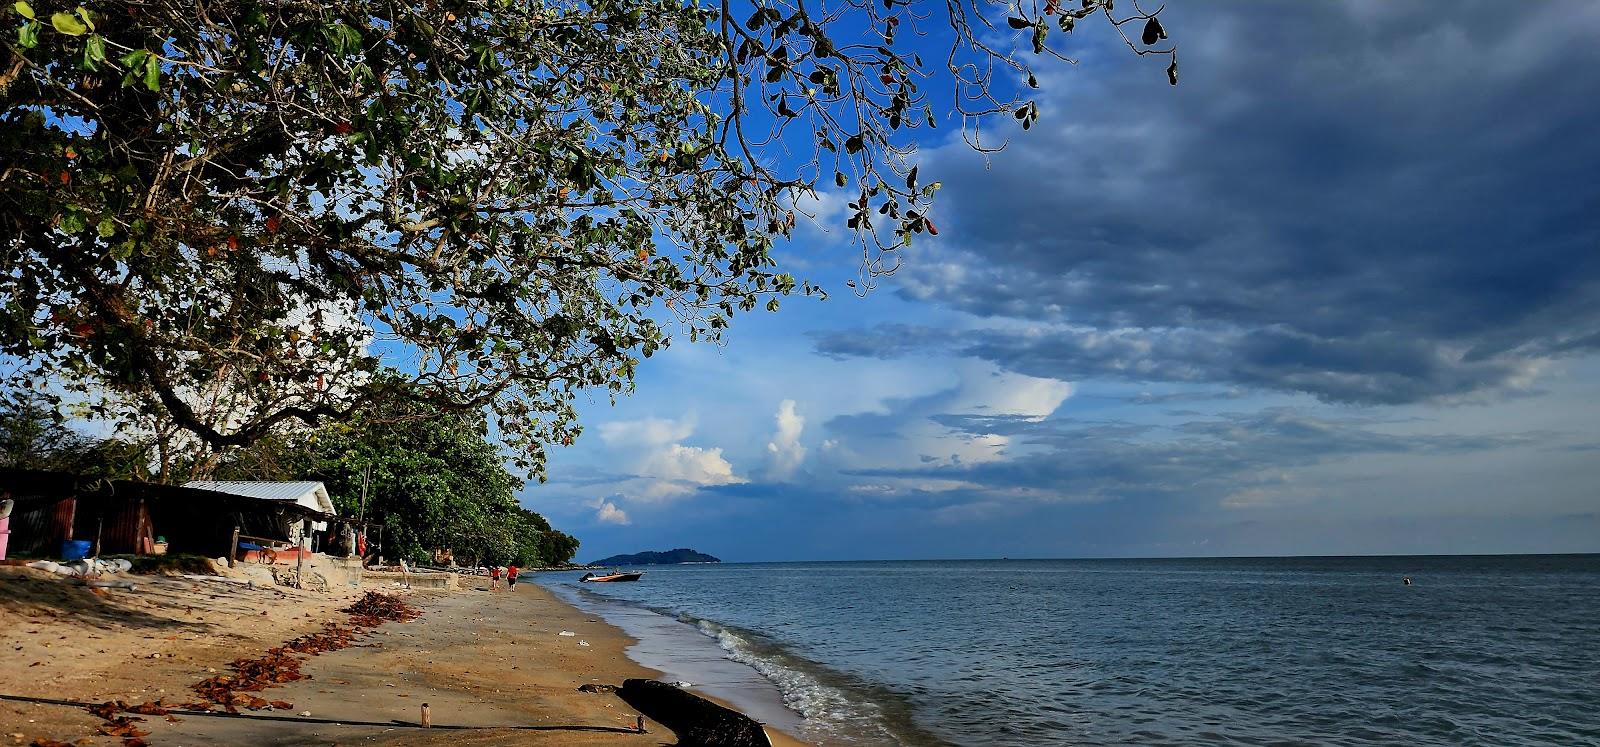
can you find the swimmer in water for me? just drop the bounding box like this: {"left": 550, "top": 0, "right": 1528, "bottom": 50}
{"left": 1403, "top": 576, "right": 1412, "bottom": 586}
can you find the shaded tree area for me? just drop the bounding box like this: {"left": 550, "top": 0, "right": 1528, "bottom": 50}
{"left": 213, "top": 381, "right": 579, "bottom": 566}
{"left": 1, "top": 385, "right": 579, "bottom": 566}
{"left": 0, "top": 391, "right": 153, "bottom": 479}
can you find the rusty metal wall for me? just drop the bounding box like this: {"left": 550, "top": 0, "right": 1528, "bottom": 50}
{"left": 75, "top": 498, "right": 153, "bottom": 555}
{"left": 6, "top": 497, "right": 75, "bottom": 556}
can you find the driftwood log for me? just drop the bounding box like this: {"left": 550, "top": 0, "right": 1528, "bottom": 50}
{"left": 617, "top": 679, "right": 773, "bottom": 747}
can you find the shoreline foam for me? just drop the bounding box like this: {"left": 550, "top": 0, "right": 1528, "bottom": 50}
{"left": 540, "top": 572, "right": 946, "bottom": 747}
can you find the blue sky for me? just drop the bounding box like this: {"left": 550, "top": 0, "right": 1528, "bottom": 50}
{"left": 524, "top": 1, "right": 1600, "bottom": 562}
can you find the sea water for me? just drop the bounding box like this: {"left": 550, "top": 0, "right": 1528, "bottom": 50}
{"left": 537, "top": 556, "right": 1600, "bottom": 746}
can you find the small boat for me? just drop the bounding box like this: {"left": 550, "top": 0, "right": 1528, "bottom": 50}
{"left": 581, "top": 569, "right": 644, "bottom": 582}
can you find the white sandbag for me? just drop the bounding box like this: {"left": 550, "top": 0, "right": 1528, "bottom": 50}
{"left": 84, "top": 580, "right": 137, "bottom": 591}
{"left": 112, "top": 559, "right": 133, "bottom": 573}
{"left": 25, "top": 560, "right": 62, "bottom": 574}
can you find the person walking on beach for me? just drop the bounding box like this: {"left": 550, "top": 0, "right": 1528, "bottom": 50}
{"left": 490, "top": 565, "right": 502, "bottom": 591}
{"left": 507, "top": 564, "right": 520, "bottom": 590}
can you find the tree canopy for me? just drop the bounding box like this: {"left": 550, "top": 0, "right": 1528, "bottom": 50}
{"left": 1, "top": 0, "right": 1177, "bottom": 474}
{"left": 215, "top": 383, "right": 580, "bottom": 566}
{"left": 0, "top": 390, "right": 152, "bottom": 478}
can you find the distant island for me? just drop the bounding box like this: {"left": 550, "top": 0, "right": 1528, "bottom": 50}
{"left": 588, "top": 548, "right": 722, "bottom": 566}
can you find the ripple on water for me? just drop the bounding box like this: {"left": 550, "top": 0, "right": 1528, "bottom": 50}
{"left": 542, "top": 556, "right": 1600, "bottom": 747}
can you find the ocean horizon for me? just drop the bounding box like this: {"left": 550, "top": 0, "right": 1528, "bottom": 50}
{"left": 585, "top": 551, "right": 1600, "bottom": 564}
{"left": 540, "top": 554, "right": 1600, "bottom": 746}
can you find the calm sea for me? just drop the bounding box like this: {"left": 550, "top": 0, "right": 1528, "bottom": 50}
{"left": 538, "top": 556, "right": 1600, "bottom": 746}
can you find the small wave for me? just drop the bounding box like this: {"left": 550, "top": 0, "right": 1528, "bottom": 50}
{"left": 690, "top": 617, "right": 926, "bottom": 746}
{"left": 553, "top": 581, "right": 946, "bottom": 746}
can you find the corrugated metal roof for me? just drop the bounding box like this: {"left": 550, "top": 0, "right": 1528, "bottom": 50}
{"left": 182, "top": 481, "right": 336, "bottom": 516}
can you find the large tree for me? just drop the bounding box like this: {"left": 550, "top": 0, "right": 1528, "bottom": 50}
{"left": 215, "top": 382, "right": 579, "bottom": 565}
{"left": 1, "top": 0, "right": 1176, "bottom": 474}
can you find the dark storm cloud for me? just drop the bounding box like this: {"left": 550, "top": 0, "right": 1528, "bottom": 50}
{"left": 851, "top": 409, "right": 1550, "bottom": 504}
{"left": 817, "top": 1, "right": 1600, "bottom": 404}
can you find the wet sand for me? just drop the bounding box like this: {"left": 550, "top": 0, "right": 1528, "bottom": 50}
{"left": 542, "top": 578, "right": 812, "bottom": 740}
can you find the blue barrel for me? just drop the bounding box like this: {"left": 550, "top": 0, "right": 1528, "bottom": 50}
{"left": 61, "top": 539, "right": 93, "bottom": 560}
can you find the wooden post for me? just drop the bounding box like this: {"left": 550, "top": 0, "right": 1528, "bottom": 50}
{"left": 229, "top": 525, "right": 240, "bottom": 568}
{"left": 294, "top": 519, "right": 307, "bottom": 589}
{"left": 358, "top": 465, "right": 369, "bottom": 524}
{"left": 636, "top": 715, "right": 645, "bottom": 733}
{"left": 420, "top": 703, "right": 431, "bottom": 728}
{"left": 132, "top": 498, "right": 147, "bottom": 555}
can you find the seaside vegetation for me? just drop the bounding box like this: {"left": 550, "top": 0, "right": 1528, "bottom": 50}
{"left": 212, "top": 380, "right": 582, "bottom": 567}
{"left": 0, "top": 392, "right": 156, "bottom": 480}
{"left": 0, "top": 0, "right": 1179, "bottom": 483}
{"left": 1, "top": 388, "right": 580, "bottom": 566}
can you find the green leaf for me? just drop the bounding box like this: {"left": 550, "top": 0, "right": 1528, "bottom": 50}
{"left": 119, "top": 48, "right": 149, "bottom": 68}
{"left": 97, "top": 216, "right": 116, "bottom": 238}
{"left": 323, "top": 23, "right": 362, "bottom": 56}
{"left": 142, "top": 53, "right": 160, "bottom": 91}
{"left": 50, "top": 11, "right": 86, "bottom": 35}
{"left": 60, "top": 210, "right": 87, "bottom": 234}
{"left": 83, "top": 34, "right": 105, "bottom": 70}
{"left": 17, "top": 19, "right": 38, "bottom": 48}
{"left": 74, "top": 5, "right": 93, "bottom": 31}
{"left": 13, "top": 0, "right": 34, "bottom": 19}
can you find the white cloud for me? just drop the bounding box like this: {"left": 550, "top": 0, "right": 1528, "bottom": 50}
{"left": 765, "top": 399, "right": 807, "bottom": 478}
{"left": 945, "top": 365, "right": 1075, "bottom": 421}
{"left": 598, "top": 416, "right": 695, "bottom": 447}
{"left": 593, "top": 415, "right": 747, "bottom": 503}
{"left": 587, "top": 498, "right": 631, "bottom": 525}
{"left": 845, "top": 479, "right": 976, "bottom": 498}
{"left": 637, "top": 444, "right": 744, "bottom": 500}
{"left": 821, "top": 363, "right": 1076, "bottom": 475}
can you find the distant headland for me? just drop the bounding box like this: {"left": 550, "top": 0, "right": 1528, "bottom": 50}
{"left": 588, "top": 548, "right": 722, "bottom": 566}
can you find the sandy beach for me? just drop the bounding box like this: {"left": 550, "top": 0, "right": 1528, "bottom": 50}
{"left": 0, "top": 565, "right": 806, "bottom": 747}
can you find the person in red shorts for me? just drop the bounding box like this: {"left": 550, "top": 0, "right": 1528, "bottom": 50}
{"left": 507, "top": 564, "right": 520, "bottom": 589}
{"left": 489, "top": 565, "right": 502, "bottom": 591}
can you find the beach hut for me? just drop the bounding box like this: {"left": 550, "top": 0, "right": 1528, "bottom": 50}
{"left": 0, "top": 470, "right": 338, "bottom": 559}
{"left": 182, "top": 481, "right": 336, "bottom": 540}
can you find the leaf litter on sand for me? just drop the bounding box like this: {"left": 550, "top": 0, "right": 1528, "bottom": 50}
{"left": 71, "top": 592, "right": 421, "bottom": 745}
{"left": 189, "top": 592, "right": 420, "bottom": 711}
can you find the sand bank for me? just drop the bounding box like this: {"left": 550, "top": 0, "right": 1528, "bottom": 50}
{"left": 0, "top": 565, "right": 807, "bottom": 746}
